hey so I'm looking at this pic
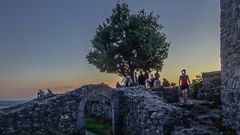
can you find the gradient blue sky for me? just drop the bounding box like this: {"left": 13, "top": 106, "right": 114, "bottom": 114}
{"left": 0, "top": 0, "right": 220, "bottom": 100}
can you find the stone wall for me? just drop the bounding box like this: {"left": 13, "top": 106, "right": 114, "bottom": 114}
{"left": 85, "top": 96, "right": 112, "bottom": 119}
{"left": 0, "top": 84, "right": 109, "bottom": 134}
{"left": 117, "top": 86, "right": 183, "bottom": 135}
{"left": 220, "top": 0, "right": 240, "bottom": 133}
{"left": 198, "top": 71, "right": 221, "bottom": 103}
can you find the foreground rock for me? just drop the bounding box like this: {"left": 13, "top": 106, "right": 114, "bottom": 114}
{"left": 118, "top": 86, "right": 183, "bottom": 135}
{"left": 0, "top": 84, "right": 228, "bottom": 135}
{"left": 171, "top": 99, "right": 222, "bottom": 135}
{"left": 198, "top": 71, "right": 221, "bottom": 104}
{"left": 0, "top": 84, "right": 108, "bottom": 134}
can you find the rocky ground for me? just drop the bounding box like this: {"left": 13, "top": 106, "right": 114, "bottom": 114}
{"left": 171, "top": 99, "right": 222, "bottom": 135}
{"left": 0, "top": 84, "right": 233, "bottom": 135}
{"left": 0, "top": 84, "right": 108, "bottom": 135}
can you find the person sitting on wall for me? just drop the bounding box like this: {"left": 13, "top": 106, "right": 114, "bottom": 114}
{"left": 121, "top": 74, "right": 133, "bottom": 87}
{"left": 37, "top": 89, "right": 45, "bottom": 98}
{"left": 116, "top": 82, "right": 121, "bottom": 88}
{"left": 171, "top": 82, "right": 177, "bottom": 87}
{"left": 162, "top": 78, "right": 171, "bottom": 88}
{"left": 47, "top": 89, "right": 54, "bottom": 96}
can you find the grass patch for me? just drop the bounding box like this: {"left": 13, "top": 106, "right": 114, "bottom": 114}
{"left": 85, "top": 115, "right": 112, "bottom": 135}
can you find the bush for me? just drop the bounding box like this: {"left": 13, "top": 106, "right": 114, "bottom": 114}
{"left": 85, "top": 115, "right": 112, "bottom": 135}
{"left": 191, "top": 81, "right": 203, "bottom": 99}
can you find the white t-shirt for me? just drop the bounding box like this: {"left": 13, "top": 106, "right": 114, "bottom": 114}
{"left": 122, "top": 76, "right": 133, "bottom": 86}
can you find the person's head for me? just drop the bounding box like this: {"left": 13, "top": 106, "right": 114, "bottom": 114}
{"left": 134, "top": 72, "right": 137, "bottom": 75}
{"left": 181, "top": 69, "right": 186, "bottom": 75}
{"left": 151, "top": 74, "right": 154, "bottom": 78}
{"left": 140, "top": 71, "right": 143, "bottom": 75}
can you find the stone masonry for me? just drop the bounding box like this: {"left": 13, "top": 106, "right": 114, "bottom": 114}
{"left": 199, "top": 71, "right": 221, "bottom": 103}
{"left": 117, "top": 86, "right": 183, "bottom": 135}
{"left": 221, "top": 0, "right": 240, "bottom": 133}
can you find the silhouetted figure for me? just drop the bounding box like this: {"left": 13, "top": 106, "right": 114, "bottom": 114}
{"left": 171, "top": 82, "right": 177, "bottom": 87}
{"left": 179, "top": 69, "right": 190, "bottom": 104}
{"left": 47, "top": 89, "right": 54, "bottom": 96}
{"left": 144, "top": 72, "right": 150, "bottom": 87}
{"left": 133, "top": 72, "right": 139, "bottom": 85}
{"left": 154, "top": 76, "right": 161, "bottom": 89}
{"left": 149, "top": 74, "right": 155, "bottom": 88}
{"left": 144, "top": 72, "right": 149, "bottom": 80}
{"left": 116, "top": 82, "right": 121, "bottom": 88}
{"left": 155, "top": 70, "right": 160, "bottom": 80}
{"left": 121, "top": 74, "right": 133, "bottom": 87}
{"left": 138, "top": 71, "right": 146, "bottom": 86}
{"left": 37, "top": 89, "right": 45, "bottom": 98}
{"left": 162, "top": 78, "right": 170, "bottom": 87}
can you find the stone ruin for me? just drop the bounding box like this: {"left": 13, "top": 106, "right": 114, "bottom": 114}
{"left": 221, "top": 0, "right": 240, "bottom": 133}
{"left": 198, "top": 71, "right": 221, "bottom": 104}
{"left": 37, "top": 89, "right": 54, "bottom": 99}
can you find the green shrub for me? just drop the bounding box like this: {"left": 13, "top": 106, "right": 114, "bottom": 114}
{"left": 191, "top": 81, "right": 203, "bottom": 99}
{"left": 85, "top": 115, "right": 112, "bottom": 135}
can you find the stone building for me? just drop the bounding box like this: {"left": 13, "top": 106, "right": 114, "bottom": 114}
{"left": 199, "top": 71, "right": 221, "bottom": 103}
{"left": 220, "top": 0, "right": 240, "bottom": 133}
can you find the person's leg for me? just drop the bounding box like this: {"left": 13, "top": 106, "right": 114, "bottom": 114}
{"left": 185, "top": 89, "right": 188, "bottom": 103}
{"left": 183, "top": 89, "right": 187, "bottom": 103}
{"left": 185, "top": 89, "right": 188, "bottom": 102}
{"left": 182, "top": 90, "right": 185, "bottom": 103}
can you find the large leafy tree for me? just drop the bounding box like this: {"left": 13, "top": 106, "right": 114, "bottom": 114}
{"left": 86, "top": 3, "right": 170, "bottom": 79}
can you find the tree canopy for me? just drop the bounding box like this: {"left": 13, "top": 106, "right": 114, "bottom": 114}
{"left": 86, "top": 3, "right": 170, "bottom": 79}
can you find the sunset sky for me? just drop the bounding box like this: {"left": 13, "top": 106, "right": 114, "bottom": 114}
{"left": 0, "top": 0, "right": 220, "bottom": 100}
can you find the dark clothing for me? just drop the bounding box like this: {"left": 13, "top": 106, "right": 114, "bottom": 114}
{"left": 180, "top": 75, "right": 189, "bottom": 86}
{"left": 180, "top": 74, "right": 190, "bottom": 90}
{"left": 116, "top": 83, "right": 121, "bottom": 88}
{"left": 162, "top": 80, "right": 170, "bottom": 87}
{"left": 138, "top": 74, "right": 146, "bottom": 85}
{"left": 181, "top": 84, "right": 189, "bottom": 90}
{"left": 155, "top": 72, "right": 160, "bottom": 80}
{"left": 149, "top": 79, "right": 155, "bottom": 88}
{"left": 144, "top": 73, "right": 149, "bottom": 79}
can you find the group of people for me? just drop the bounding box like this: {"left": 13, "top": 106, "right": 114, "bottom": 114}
{"left": 117, "top": 69, "right": 191, "bottom": 104}
{"left": 37, "top": 89, "right": 54, "bottom": 98}
{"left": 117, "top": 70, "right": 162, "bottom": 89}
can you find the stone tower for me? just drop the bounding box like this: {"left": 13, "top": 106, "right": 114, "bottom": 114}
{"left": 220, "top": 0, "right": 240, "bottom": 133}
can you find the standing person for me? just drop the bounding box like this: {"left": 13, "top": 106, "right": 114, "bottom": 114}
{"left": 133, "top": 72, "right": 139, "bottom": 85}
{"left": 144, "top": 71, "right": 149, "bottom": 80}
{"left": 155, "top": 70, "right": 160, "bottom": 80}
{"left": 144, "top": 71, "right": 150, "bottom": 87}
{"left": 179, "top": 69, "right": 191, "bottom": 104}
{"left": 121, "top": 74, "right": 133, "bottom": 87}
{"left": 149, "top": 74, "right": 155, "bottom": 88}
{"left": 138, "top": 71, "right": 146, "bottom": 86}
{"left": 153, "top": 70, "right": 161, "bottom": 89}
